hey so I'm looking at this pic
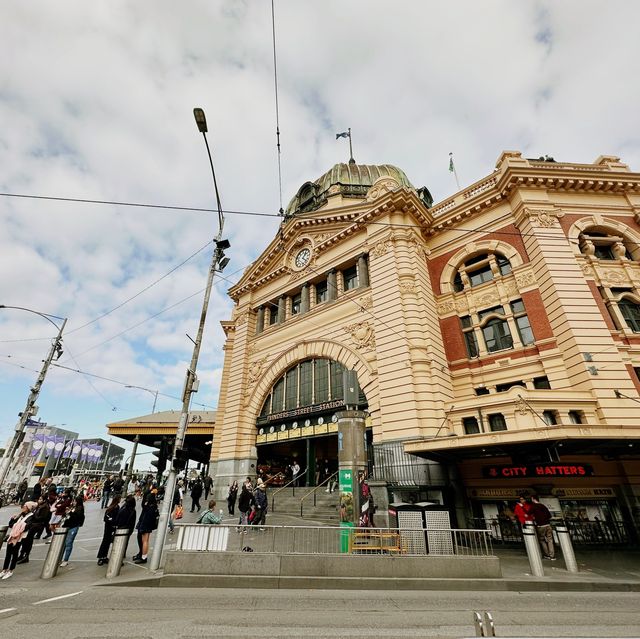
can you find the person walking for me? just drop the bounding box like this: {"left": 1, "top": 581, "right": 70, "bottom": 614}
{"left": 190, "top": 478, "right": 203, "bottom": 513}
{"left": 59, "top": 496, "right": 85, "bottom": 567}
{"left": 168, "top": 484, "right": 183, "bottom": 534}
{"left": 32, "top": 478, "right": 45, "bottom": 502}
{"left": 252, "top": 482, "right": 268, "bottom": 530}
{"left": 112, "top": 475, "right": 124, "bottom": 497}
{"left": 203, "top": 475, "right": 213, "bottom": 500}
{"left": 97, "top": 495, "right": 121, "bottom": 565}
{"left": 1, "top": 502, "right": 35, "bottom": 579}
{"left": 227, "top": 481, "right": 238, "bottom": 516}
{"left": 101, "top": 476, "right": 113, "bottom": 508}
{"left": 17, "top": 497, "right": 50, "bottom": 564}
{"left": 237, "top": 482, "right": 254, "bottom": 530}
{"left": 530, "top": 495, "right": 556, "bottom": 560}
{"left": 134, "top": 493, "right": 159, "bottom": 564}
{"left": 196, "top": 500, "right": 223, "bottom": 525}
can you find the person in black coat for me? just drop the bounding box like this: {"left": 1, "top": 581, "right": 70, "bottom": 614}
{"left": 134, "top": 493, "right": 159, "bottom": 564}
{"left": 190, "top": 479, "right": 203, "bottom": 513}
{"left": 115, "top": 495, "right": 137, "bottom": 559}
{"left": 97, "top": 495, "right": 122, "bottom": 565}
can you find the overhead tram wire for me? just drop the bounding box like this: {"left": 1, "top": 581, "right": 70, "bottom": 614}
{"left": 3, "top": 191, "right": 636, "bottom": 246}
{"left": 0, "top": 355, "right": 216, "bottom": 410}
{"left": 270, "top": 0, "right": 284, "bottom": 216}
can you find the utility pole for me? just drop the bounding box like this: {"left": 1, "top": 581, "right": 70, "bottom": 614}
{"left": 0, "top": 315, "right": 67, "bottom": 489}
{"left": 149, "top": 107, "right": 230, "bottom": 572}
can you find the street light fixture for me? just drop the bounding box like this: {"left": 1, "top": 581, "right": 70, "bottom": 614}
{"left": 149, "top": 108, "right": 231, "bottom": 571}
{"left": 0, "top": 306, "right": 67, "bottom": 489}
{"left": 125, "top": 385, "right": 159, "bottom": 413}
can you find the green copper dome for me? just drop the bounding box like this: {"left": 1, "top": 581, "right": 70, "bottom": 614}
{"left": 285, "top": 162, "right": 429, "bottom": 216}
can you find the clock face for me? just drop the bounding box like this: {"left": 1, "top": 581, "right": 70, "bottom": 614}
{"left": 295, "top": 248, "right": 311, "bottom": 268}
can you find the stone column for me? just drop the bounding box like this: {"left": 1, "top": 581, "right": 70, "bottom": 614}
{"left": 255, "top": 306, "right": 265, "bottom": 335}
{"left": 327, "top": 270, "right": 337, "bottom": 301}
{"left": 337, "top": 409, "right": 367, "bottom": 526}
{"left": 278, "top": 296, "right": 286, "bottom": 324}
{"left": 300, "top": 284, "right": 310, "bottom": 314}
{"left": 358, "top": 254, "right": 369, "bottom": 288}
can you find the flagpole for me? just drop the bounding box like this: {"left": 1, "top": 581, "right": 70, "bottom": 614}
{"left": 449, "top": 152, "right": 461, "bottom": 190}
{"left": 348, "top": 128, "right": 354, "bottom": 164}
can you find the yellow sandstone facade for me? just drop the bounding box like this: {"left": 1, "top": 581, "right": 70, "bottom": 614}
{"left": 210, "top": 152, "right": 640, "bottom": 538}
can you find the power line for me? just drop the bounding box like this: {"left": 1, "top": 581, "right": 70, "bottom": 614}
{"left": 0, "top": 355, "right": 216, "bottom": 410}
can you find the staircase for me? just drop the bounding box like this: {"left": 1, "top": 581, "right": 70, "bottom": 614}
{"left": 269, "top": 486, "right": 339, "bottom": 524}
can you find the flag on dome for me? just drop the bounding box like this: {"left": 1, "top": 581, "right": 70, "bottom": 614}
{"left": 336, "top": 131, "right": 350, "bottom": 139}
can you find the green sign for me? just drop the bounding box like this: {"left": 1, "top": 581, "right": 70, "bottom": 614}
{"left": 339, "top": 469, "right": 353, "bottom": 493}
{"left": 339, "top": 469, "right": 355, "bottom": 523}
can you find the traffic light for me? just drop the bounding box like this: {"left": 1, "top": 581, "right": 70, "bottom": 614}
{"left": 151, "top": 438, "right": 171, "bottom": 478}
{"left": 172, "top": 447, "right": 189, "bottom": 471}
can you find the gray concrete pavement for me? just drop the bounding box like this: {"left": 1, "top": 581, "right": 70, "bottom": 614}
{"left": 1, "top": 587, "right": 640, "bottom": 638}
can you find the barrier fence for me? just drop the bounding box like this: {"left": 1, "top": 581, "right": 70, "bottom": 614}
{"left": 469, "top": 517, "right": 632, "bottom": 546}
{"left": 174, "top": 524, "right": 493, "bottom": 557}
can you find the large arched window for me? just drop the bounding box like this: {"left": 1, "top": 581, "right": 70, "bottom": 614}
{"left": 453, "top": 252, "right": 512, "bottom": 292}
{"left": 619, "top": 298, "right": 640, "bottom": 333}
{"left": 259, "top": 358, "right": 347, "bottom": 416}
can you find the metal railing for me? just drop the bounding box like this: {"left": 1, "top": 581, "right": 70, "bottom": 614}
{"left": 299, "top": 471, "right": 338, "bottom": 517}
{"left": 270, "top": 469, "right": 308, "bottom": 511}
{"left": 172, "top": 523, "right": 494, "bottom": 557}
{"left": 470, "top": 517, "right": 632, "bottom": 546}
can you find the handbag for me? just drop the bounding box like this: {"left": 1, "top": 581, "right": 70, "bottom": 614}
{"left": 174, "top": 505, "right": 183, "bottom": 520}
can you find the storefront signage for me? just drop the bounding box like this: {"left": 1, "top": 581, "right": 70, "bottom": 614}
{"left": 315, "top": 424, "right": 328, "bottom": 435}
{"left": 467, "top": 488, "right": 522, "bottom": 499}
{"left": 552, "top": 487, "right": 613, "bottom": 498}
{"left": 266, "top": 400, "right": 344, "bottom": 422}
{"left": 482, "top": 463, "right": 594, "bottom": 479}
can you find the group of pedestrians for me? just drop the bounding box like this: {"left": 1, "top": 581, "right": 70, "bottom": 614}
{"left": 235, "top": 477, "right": 268, "bottom": 530}
{"left": 1, "top": 487, "right": 85, "bottom": 580}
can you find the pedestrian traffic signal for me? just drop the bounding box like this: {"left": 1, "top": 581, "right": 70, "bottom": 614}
{"left": 172, "top": 447, "right": 189, "bottom": 471}
{"left": 151, "top": 438, "right": 171, "bottom": 476}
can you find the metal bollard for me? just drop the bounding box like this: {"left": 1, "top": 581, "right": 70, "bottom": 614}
{"left": 106, "top": 528, "right": 131, "bottom": 579}
{"left": 555, "top": 525, "right": 579, "bottom": 573}
{"left": 0, "top": 525, "right": 8, "bottom": 553}
{"left": 522, "top": 524, "right": 544, "bottom": 577}
{"left": 40, "top": 528, "right": 68, "bottom": 579}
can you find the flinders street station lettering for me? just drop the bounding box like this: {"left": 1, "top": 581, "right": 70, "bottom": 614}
{"left": 482, "top": 463, "right": 594, "bottom": 479}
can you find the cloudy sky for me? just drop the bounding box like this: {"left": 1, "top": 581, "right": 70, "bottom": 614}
{"left": 1, "top": 1, "right": 639, "bottom": 462}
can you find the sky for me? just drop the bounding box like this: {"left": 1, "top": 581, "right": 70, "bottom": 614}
{"left": 1, "top": 1, "right": 639, "bottom": 464}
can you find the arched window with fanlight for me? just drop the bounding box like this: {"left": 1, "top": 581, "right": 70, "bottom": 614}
{"left": 618, "top": 297, "right": 640, "bottom": 333}
{"left": 452, "top": 252, "right": 512, "bottom": 292}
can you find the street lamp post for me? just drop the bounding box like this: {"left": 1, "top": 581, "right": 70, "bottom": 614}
{"left": 0, "top": 306, "right": 67, "bottom": 489}
{"left": 149, "top": 107, "right": 230, "bottom": 572}
{"left": 125, "top": 385, "right": 159, "bottom": 413}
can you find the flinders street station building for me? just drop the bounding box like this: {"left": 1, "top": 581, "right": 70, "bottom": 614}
{"left": 115, "top": 150, "right": 640, "bottom": 543}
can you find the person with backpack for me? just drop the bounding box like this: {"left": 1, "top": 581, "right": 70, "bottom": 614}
{"left": 59, "top": 496, "right": 85, "bottom": 567}
{"left": 115, "top": 495, "right": 137, "bottom": 559}
{"left": 190, "top": 478, "right": 203, "bottom": 513}
{"left": 237, "top": 482, "right": 254, "bottom": 530}
{"left": 1, "top": 502, "right": 36, "bottom": 579}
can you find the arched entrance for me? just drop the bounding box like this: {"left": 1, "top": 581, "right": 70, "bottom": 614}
{"left": 255, "top": 357, "right": 368, "bottom": 486}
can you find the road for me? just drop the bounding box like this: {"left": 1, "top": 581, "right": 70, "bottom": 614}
{"left": 1, "top": 500, "right": 640, "bottom": 638}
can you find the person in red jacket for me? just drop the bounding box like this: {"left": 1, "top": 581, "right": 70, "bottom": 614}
{"left": 513, "top": 495, "right": 533, "bottom": 526}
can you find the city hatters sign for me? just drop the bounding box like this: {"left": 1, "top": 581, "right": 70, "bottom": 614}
{"left": 482, "top": 463, "right": 594, "bottom": 479}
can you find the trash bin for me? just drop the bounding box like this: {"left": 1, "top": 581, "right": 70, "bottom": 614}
{"left": 340, "top": 521, "right": 355, "bottom": 553}
{"left": 388, "top": 502, "right": 452, "bottom": 555}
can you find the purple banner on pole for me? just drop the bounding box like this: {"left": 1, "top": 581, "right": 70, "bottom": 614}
{"left": 71, "top": 441, "right": 82, "bottom": 460}
{"left": 53, "top": 436, "right": 65, "bottom": 458}
{"left": 31, "top": 433, "right": 44, "bottom": 457}
{"left": 44, "top": 434, "right": 56, "bottom": 458}
{"left": 95, "top": 444, "right": 103, "bottom": 461}
{"left": 80, "top": 444, "right": 89, "bottom": 462}
{"left": 62, "top": 440, "right": 73, "bottom": 459}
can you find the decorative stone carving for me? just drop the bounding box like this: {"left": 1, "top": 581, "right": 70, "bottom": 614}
{"left": 504, "top": 281, "right": 519, "bottom": 297}
{"left": 581, "top": 263, "right": 595, "bottom": 277}
{"left": 515, "top": 271, "right": 536, "bottom": 288}
{"left": 358, "top": 295, "right": 373, "bottom": 310}
{"left": 312, "top": 232, "right": 332, "bottom": 244}
{"left": 455, "top": 297, "right": 469, "bottom": 313}
{"left": 602, "top": 270, "right": 627, "bottom": 284}
{"left": 366, "top": 176, "right": 401, "bottom": 202}
{"left": 475, "top": 291, "right": 499, "bottom": 308}
{"left": 399, "top": 278, "right": 417, "bottom": 295}
{"left": 244, "top": 356, "right": 269, "bottom": 405}
{"left": 235, "top": 311, "right": 249, "bottom": 326}
{"left": 344, "top": 321, "right": 376, "bottom": 350}
{"left": 371, "top": 239, "right": 393, "bottom": 258}
{"left": 437, "top": 301, "right": 455, "bottom": 315}
{"left": 525, "top": 208, "right": 565, "bottom": 228}
{"left": 516, "top": 396, "right": 528, "bottom": 416}
{"left": 247, "top": 343, "right": 258, "bottom": 356}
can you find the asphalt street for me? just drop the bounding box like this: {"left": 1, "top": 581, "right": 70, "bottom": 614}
{"left": 1, "top": 499, "right": 640, "bottom": 638}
